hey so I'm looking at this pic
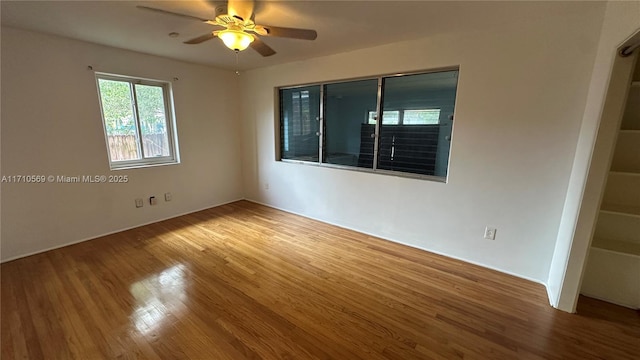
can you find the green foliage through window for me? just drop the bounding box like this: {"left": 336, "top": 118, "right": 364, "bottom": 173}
{"left": 96, "top": 74, "right": 178, "bottom": 168}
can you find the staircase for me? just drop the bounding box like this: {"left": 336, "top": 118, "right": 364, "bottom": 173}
{"left": 581, "top": 60, "right": 640, "bottom": 309}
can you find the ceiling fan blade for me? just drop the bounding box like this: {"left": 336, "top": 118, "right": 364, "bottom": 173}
{"left": 227, "top": 0, "right": 255, "bottom": 22}
{"left": 260, "top": 25, "right": 317, "bottom": 40}
{"left": 184, "top": 32, "right": 217, "bottom": 44}
{"left": 252, "top": 25, "right": 268, "bottom": 36}
{"left": 250, "top": 36, "right": 276, "bottom": 57}
{"left": 137, "top": 5, "right": 210, "bottom": 23}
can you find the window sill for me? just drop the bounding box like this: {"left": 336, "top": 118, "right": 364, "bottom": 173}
{"left": 279, "top": 159, "right": 447, "bottom": 183}
{"left": 110, "top": 160, "right": 180, "bottom": 171}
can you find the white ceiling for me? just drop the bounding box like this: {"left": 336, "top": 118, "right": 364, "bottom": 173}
{"left": 1, "top": 1, "right": 594, "bottom": 71}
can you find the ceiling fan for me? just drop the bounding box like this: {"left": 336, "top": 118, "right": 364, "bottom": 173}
{"left": 137, "top": 0, "right": 317, "bottom": 57}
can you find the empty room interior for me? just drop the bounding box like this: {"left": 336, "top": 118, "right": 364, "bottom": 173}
{"left": 1, "top": 1, "right": 639, "bottom": 359}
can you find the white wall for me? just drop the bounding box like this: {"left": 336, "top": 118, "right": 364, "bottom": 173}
{"left": 1, "top": 28, "right": 243, "bottom": 261}
{"left": 548, "top": 1, "right": 640, "bottom": 312}
{"left": 239, "top": 2, "right": 605, "bottom": 285}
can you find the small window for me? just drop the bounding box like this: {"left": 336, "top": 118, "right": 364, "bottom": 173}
{"left": 403, "top": 109, "right": 441, "bottom": 125}
{"left": 368, "top": 110, "right": 400, "bottom": 125}
{"left": 381, "top": 111, "right": 400, "bottom": 125}
{"left": 96, "top": 73, "right": 179, "bottom": 170}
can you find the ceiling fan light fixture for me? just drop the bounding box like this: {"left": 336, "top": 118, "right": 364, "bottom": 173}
{"left": 218, "top": 29, "right": 254, "bottom": 51}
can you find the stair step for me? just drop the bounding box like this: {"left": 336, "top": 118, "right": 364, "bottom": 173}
{"left": 591, "top": 237, "right": 640, "bottom": 256}
{"left": 611, "top": 131, "right": 640, "bottom": 173}
{"left": 581, "top": 247, "right": 640, "bottom": 309}
{"left": 595, "top": 211, "right": 640, "bottom": 243}
{"left": 621, "top": 85, "right": 640, "bottom": 130}
{"left": 602, "top": 172, "right": 640, "bottom": 208}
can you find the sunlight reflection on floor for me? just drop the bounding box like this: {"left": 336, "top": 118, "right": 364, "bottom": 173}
{"left": 129, "top": 263, "right": 189, "bottom": 335}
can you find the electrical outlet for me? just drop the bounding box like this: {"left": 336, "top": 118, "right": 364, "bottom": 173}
{"left": 150, "top": 196, "right": 157, "bottom": 206}
{"left": 264, "top": 183, "right": 269, "bottom": 190}
{"left": 135, "top": 198, "right": 143, "bottom": 208}
{"left": 165, "top": 192, "right": 172, "bottom": 202}
{"left": 484, "top": 227, "right": 497, "bottom": 240}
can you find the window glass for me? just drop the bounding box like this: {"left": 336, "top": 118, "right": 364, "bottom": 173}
{"left": 98, "top": 79, "right": 141, "bottom": 161}
{"left": 381, "top": 111, "right": 400, "bottom": 125}
{"left": 403, "top": 109, "right": 441, "bottom": 125}
{"left": 135, "top": 84, "right": 170, "bottom": 157}
{"left": 324, "top": 79, "right": 378, "bottom": 168}
{"left": 96, "top": 74, "right": 179, "bottom": 170}
{"left": 368, "top": 111, "right": 400, "bottom": 125}
{"left": 378, "top": 71, "right": 458, "bottom": 177}
{"left": 367, "top": 111, "right": 376, "bottom": 125}
{"left": 280, "top": 86, "right": 321, "bottom": 162}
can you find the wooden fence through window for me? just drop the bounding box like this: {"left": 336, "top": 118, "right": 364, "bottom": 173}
{"left": 107, "top": 134, "right": 169, "bottom": 161}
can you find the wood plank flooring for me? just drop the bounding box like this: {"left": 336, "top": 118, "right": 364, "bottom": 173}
{"left": 1, "top": 200, "right": 639, "bottom": 359}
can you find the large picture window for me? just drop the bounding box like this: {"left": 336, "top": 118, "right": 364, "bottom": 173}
{"left": 278, "top": 69, "right": 459, "bottom": 181}
{"left": 96, "top": 73, "right": 179, "bottom": 170}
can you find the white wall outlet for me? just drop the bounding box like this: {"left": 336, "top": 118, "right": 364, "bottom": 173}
{"left": 150, "top": 196, "right": 157, "bottom": 206}
{"left": 135, "top": 198, "right": 143, "bottom": 208}
{"left": 164, "top": 192, "right": 172, "bottom": 201}
{"left": 264, "top": 183, "right": 269, "bottom": 190}
{"left": 484, "top": 227, "right": 497, "bottom": 240}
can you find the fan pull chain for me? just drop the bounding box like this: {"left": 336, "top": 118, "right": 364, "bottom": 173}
{"left": 235, "top": 50, "right": 240, "bottom": 76}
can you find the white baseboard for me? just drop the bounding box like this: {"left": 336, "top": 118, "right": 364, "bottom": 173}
{"left": 579, "top": 292, "right": 639, "bottom": 310}
{"left": 1, "top": 198, "right": 244, "bottom": 263}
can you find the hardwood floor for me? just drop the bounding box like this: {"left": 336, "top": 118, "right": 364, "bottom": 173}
{"left": 2, "top": 200, "right": 638, "bottom": 359}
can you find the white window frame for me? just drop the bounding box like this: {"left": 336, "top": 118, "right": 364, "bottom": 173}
{"left": 95, "top": 73, "right": 180, "bottom": 170}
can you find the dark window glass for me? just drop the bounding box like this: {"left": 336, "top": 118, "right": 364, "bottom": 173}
{"left": 378, "top": 71, "right": 458, "bottom": 177}
{"left": 280, "top": 86, "right": 321, "bottom": 162}
{"left": 324, "top": 79, "right": 378, "bottom": 168}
